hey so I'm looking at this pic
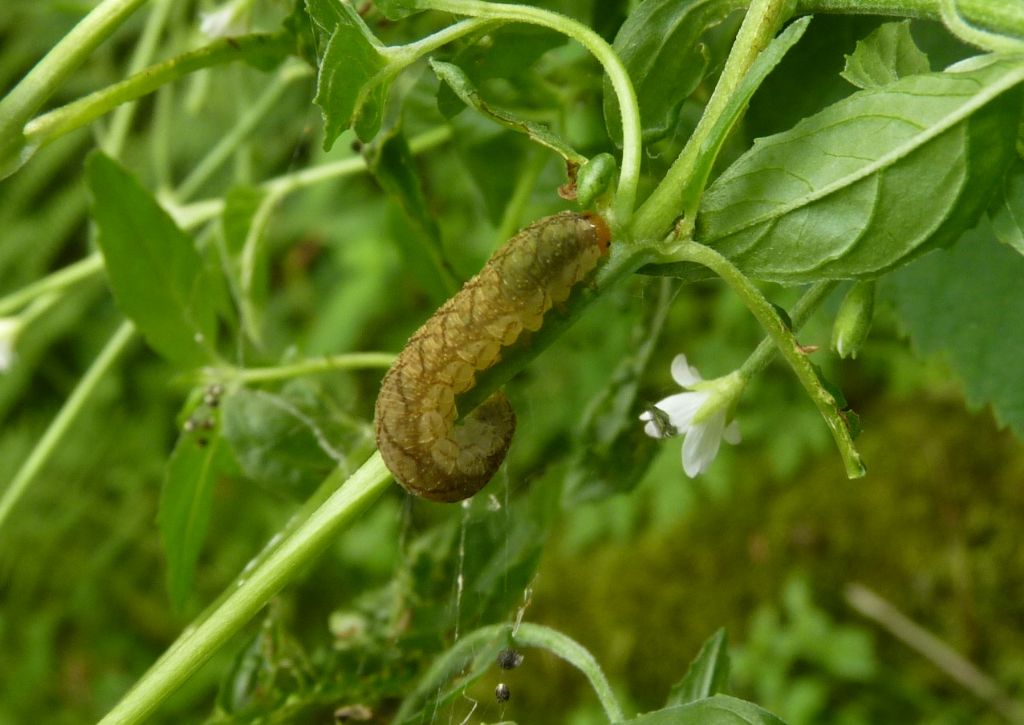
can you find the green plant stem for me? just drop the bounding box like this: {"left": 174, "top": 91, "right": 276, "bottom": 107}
{"left": 0, "top": 320, "right": 136, "bottom": 531}
{"left": 201, "top": 352, "right": 396, "bottom": 385}
{"left": 671, "top": 241, "right": 864, "bottom": 478}
{"left": 175, "top": 61, "right": 310, "bottom": 201}
{"left": 419, "top": 0, "right": 642, "bottom": 224}
{"left": 633, "top": 0, "right": 794, "bottom": 242}
{"left": 513, "top": 623, "right": 625, "bottom": 722}
{"left": 797, "top": 0, "right": 1024, "bottom": 36}
{"left": 0, "top": 0, "right": 150, "bottom": 176}
{"left": 103, "top": 0, "right": 175, "bottom": 156}
{"left": 0, "top": 254, "right": 104, "bottom": 316}
{"left": 98, "top": 453, "right": 393, "bottom": 725}
{"left": 22, "top": 32, "right": 293, "bottom": 151}
{"left": 739, "top": 280, "right": 838, "bottom": 378}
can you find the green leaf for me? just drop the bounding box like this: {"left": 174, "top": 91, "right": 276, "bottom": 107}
{"left": 450, "top": 115, "right": 532, "bottom": 225}
{"left": 311, "top": 0, "right": 391, "bottom": 145}
{"left": 221, "top": 185, "right": 273, "bottom": 342}
{"left": 885, "top": 224, "right": 1024, "bottom": 439}
{"left": 221, "top": 387, "right": 342, "bottom": 498}
{"left": 988, "top": 158, "right": 1024, "bottom": 257}
{"left": 841, "top": 20, "right": 931, "bottom": 89}
{"left": 159, "top": 394, "right": 237, "bottom": 611}
{"left": 85, "top": 152, "right": 219, "bottom": 368}
{"left": 604, "top": 0, "right": 744, "bottom": 145}
{"left": 618, "top": 695, "right": 788, "bottom": 724}
{"left": 694, "top": 55, "right": 1024, "bottom": 283}
{"left": 667, "top": 628, "right": 731, "bottom": 706}
{"left": 362, "top": 123, "right": 457, "bottom": 301}
{"left": 430, "top": 59, "right": 586, "bottom": 164}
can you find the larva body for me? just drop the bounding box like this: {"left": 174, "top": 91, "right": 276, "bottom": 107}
{"left": 374, "top": 211, "right": 611, "bottom": 502}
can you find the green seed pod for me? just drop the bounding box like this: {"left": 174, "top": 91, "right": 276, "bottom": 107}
{"left": 575, "top": 153, "right": 617, "bottom": 209}
{"left": 374, "top": 212, "right": 611, "bottom": 502}
{"left": 831, "top": 280, "right": 876, "bottom": 359}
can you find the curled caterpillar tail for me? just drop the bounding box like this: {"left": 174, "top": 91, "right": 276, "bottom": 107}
{"left": 374, "top": 211, "right": 611, "bottom": 502}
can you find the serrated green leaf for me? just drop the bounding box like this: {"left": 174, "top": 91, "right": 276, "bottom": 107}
{"left": 667, "top": 628, "right": 730, "bottom": 706}
{"left": 362, "top": 123, "right": 457, "bottom": 301}
{"left": 841, "top": 20, "right": 930, "bottom": 89}
{"left": 618, "top": 695, "right": 788, "bottom": 724}
{"left": 604, "top": 0, "right": 744, "bottom": 145}
{"left": 86, "top": 152, "right": 219, "bottom": 368}
{"left": 160, "top": 400, "right": 237, "bottom": 611}
{"left": 694, "top": 55, "right": 1024, "bottom": 283}
{"left": 885, "top": 224, "right": 1024, "bottom": 439}
{"left": 430, "top": 59, "right": 585, "bottom": 164}
{"left": 988, "top": 158, "right": 1024, "bottom": 257}
{"left": 312, "top": 1, "right": 391, "bottom": 145}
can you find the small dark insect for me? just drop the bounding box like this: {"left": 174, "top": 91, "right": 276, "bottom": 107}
{"left": 642, "top": 404, "right": 677, "bottom": 438}
{"left": 196, "top": 437, "right": 209, "bottom": 448}
{"left": 496, "top": 648, "right": 524, "bottom": 670}
{"left": 495, "top": 683, "right": 511, "bottom": 703}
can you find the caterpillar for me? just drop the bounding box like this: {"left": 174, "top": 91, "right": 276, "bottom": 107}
{"left": 374, "top": 211, "right": 612, "bottom": 502}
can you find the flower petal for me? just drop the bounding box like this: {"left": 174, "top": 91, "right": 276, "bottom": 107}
{"left": 723, "top": 420, "right": 741, "bottom": 445}
{"left": 654, "top": 391, "right": 708, "bottom": 432}
{"left": 681, "top": 411, "right": 726, "bottom": 477}
{"left": 670, "top": 354, "right": 702, "bottom": 387}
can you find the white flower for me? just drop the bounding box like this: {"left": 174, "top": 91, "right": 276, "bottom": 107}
{"left": 640, "top": 354, "right": 742, "bottom": 477}
{"left": 0, "top": 317, "right": 22, "bottom": 373}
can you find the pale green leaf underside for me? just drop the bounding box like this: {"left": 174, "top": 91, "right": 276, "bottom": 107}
{"left": 618, "top": 695, "right": 788, "bottom": 725}
{"left": 841, "top": 20, "right": 930, "bottom": 89}
{"left": 696, "top": 55, "right": 1024, "bottom": 283}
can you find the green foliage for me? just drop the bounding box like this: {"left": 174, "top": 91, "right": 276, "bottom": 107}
{"left": 6, "top": 1, "right": 1024, "bottom": 723}
{"left": 840, "top": 20, "right": 930, "bottom": 89}
{"left": 885, "top": 224, "right": 1024, "bottom": 437}
{"left": 85, "top": 152, "right": 220, "bottom": 368}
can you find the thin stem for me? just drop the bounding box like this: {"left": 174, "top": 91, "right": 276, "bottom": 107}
{"left": 670, "top": 241, "right": 865, "bottom": 478}
{"left": 102, "top": 0, "right": 175, "bottom": 156}
{"left": 201, "top": 352, "right": 396, "bottom": 385}
{"left": 98, "top": 453, "right": 393, "bottom": 725}
{"left": 0, "top": 0, "right": 150, "bottom": 177}
{"left": 846, "top": 583, "right": 1024, "bottom": 723}
{"left": 0, "top": 320, "right": 136, "bottom": 531}
{"left": 632, "top": 0, "right": 794, "bottom": 241}
{"left": 175, "top": 62, "right": 310, "bottom": 201}
{"left": 22, "top": 32, "right": 294, "bottom": 150}
{"left": 419, "top": 0, "right": 642, "bottom": 224}
{"left": 513, "top": 623, "right": 625, "bottom": 722}
{"left": 393, "top": 17, "right": 499, "bottom": 62}
{"left": 0, "top": 254, "right": 104, "bottom": 317}
{"left": 171, "top": 125, "right": 453, "bottom": 228}
{"left": 739, "top": 281, "right": 838, "bottom": 378}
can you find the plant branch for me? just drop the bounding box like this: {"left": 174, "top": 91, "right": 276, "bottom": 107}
{"left": 23, "top": 32, "right": 294, "bottom": 151}
{"left": 99, "top": 453, "right": 393, "bottom": 725}
{"left": 669, "top": 241, "right": 865, "bottom": 478}
{"left": 200, "top": 353, "right": 396, "bottom": 385}
{"left": 419, "top": 0, "right": 642, "bottom": 224}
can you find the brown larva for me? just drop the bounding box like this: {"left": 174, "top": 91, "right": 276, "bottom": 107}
{"left": 374, "top": 211, "right": 611, "bottom": 502}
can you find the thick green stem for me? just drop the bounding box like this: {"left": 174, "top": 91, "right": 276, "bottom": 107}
{"left": 99, "top": 454, "right": 393, "bottom": 725}
{"left": 22, "top": 32, "right": 293, "bottom": 151}
{"left": 633, "top": 0, "right": 795, "bottom": 242}
{"left": 0, "top": 0, "right": 151, "bottom": 177}
{"left": 739, "top": 281, "right": 838, "bottom": 378}
{"left": 0, "top": 320, "right": 136, "bottom": 531}
{"left": 420, "top": 0, "right": 642, "bottom": 224}
{"left": 671, "top": 241, "right": 865, "bottom": 478}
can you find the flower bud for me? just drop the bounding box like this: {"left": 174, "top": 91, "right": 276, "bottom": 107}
{"left": 831, "top": 280, "right": 876, "bottom": 359}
